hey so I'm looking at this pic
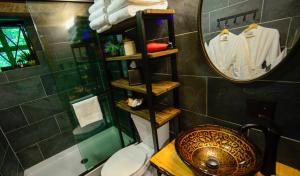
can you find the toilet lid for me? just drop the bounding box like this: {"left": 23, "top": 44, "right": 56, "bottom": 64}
{"left": 101, "top": 145, "right": 147, "bottom": 176}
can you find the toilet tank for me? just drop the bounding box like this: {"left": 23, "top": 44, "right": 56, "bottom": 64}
{"left": 131, "top": 114, "right": 169, "bottom": 149}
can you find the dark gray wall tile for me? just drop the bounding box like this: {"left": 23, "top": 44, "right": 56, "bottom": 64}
{"left": 0, "top": 77, "right": 46, "bottom": 109}
{"left": 17, "top": 145, "right": 43, "bottom": 169}
{"left": 6, "top": 118, "right": 60, "bottom": 151}
{"left": 209, "top": 0, "right": 263, "bottom": 32}
{"left": 17, "top": 164, "right": 24, "bottom": 176}
{"left": 54, "top": 112, "right": 73, "bottom": 132}
{"left": 207, "top": 78, "right": 300, "bottom": 140}
{"left": 262, "top": 0, "right": 300, "bottom": 22}
{"left": 0, "top": 148, "right": 18, "bottom": 176}
{"left": 38, "top": 132, "right": 75, "bottom": 159}
{"left": 180, "top": 110, "right": 241, "bottom": 131}
{"left": 179, "top": 76, "right": 206, "bottom": 114}
{"left": 287, "top": 16, "right": 300, "bottom": 49}
{"left": 0, "top": 106, "right": 28, "bottom": 132}
{"left": 0, "top": 73, "right": 8, "bottom": 84}
{"left": 176, "top": 32, "right": 217, "bottom": 77}
{"left": 202, "top": 0, "right": 229, "bottom": 13}
{"left": 21, "top": 95, "right": 64, "bottom": 124}
{"left": 40, "top": 74, "right": 57, "bottom": 96}
{"left": 49, "top": 43, "right": 73, "bottom": 60}
{"left": 262, "top": 18, "right": 291, "bottom": 46}
{"left": 277, "top": 137, "right": 300, "bottom": 169}
{"left": 169, "top": 0, "right": 199, "bottom": 34}
{"left": 5, "top": 66, "right": 49, "bottom": 82}
{"left": 229, "top": 0, "right": 246, "bottom": 5}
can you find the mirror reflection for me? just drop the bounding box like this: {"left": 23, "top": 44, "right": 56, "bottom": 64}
{"left": 201, "top": 0, "right": 300, "bottom": 81}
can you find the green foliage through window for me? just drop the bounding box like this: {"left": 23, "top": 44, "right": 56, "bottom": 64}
{"left": 0, "top": 25, "right": 36, "bottom": 69}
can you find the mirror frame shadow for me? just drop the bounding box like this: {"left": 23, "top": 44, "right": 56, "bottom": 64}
{"left": 197, "top": 0, "right": 300, "bottom": 84}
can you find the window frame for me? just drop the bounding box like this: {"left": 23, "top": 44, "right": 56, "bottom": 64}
{"left": 0, "top": 21, "right": 39, "bottom": 70}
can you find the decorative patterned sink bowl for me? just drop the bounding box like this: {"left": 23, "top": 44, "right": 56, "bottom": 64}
{"left": 175, "top": 125, "right": 263, "bottom": 176}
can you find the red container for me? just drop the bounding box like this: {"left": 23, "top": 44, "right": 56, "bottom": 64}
{"left": 147, "top": 43, "right": 168, "bottom": 53}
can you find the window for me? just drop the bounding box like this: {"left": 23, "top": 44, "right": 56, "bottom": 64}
{"left": 0, "top": 23, "right": 38, "bottom": 70}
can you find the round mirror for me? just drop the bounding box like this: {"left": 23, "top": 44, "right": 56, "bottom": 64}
{"left": 199, "top": 0, "right": 300, "bottom": 82}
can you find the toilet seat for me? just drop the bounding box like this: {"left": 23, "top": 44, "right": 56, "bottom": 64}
{"left": 101, "top": 145, "right": 147, "bottom": 176}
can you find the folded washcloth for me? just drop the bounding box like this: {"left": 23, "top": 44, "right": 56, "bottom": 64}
{"left": 88, "top": 0, "right": 111, "bottom": 14}
{"left": 88, "top": 7, "right": 107, "bottom": 22}
{"left": 108, "top": 1, "right": 168, "bottom": 25}
{"left": 89, "top": 14, "right": 109, "bottom": 30}
{"left": 72, "top": 96, "right": 103, "bottom": 128}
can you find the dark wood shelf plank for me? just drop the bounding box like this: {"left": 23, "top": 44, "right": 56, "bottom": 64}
{"left": 111, "top": 79, "right": 179, "bottom": 96}
{"left": 105, "top": 49, "right": 178, "bottom": 61}
{"left": 116, "top": 100, "right": 181, "bottom": 127}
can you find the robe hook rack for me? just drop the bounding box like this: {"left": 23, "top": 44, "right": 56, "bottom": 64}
{"left": 217, "top": 9, "right": 258, "bottom": 28}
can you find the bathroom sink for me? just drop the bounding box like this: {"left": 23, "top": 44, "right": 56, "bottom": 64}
{"left": 175, "top": 125, "right": 263, "bottom": 176}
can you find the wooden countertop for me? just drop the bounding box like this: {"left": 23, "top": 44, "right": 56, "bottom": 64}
{"left": 150, "top": 140, "right": 300, "bottom": 176}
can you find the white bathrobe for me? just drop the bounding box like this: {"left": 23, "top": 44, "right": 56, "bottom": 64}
{"left": 208, "top": 32, "right": 251, "bottom": 80}
{"left": 239, "top": 26, "right": 287, "bottom": 78}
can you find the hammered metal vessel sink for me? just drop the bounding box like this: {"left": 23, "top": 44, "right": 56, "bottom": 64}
{"left": 175, "top": 125, "right": 263, "bottom": 176}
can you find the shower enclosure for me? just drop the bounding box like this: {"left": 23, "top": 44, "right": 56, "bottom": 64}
{"left": 0, "top": 1, "right": 136, "bottom": 176}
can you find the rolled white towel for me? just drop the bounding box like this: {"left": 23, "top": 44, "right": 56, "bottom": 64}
{"left": 88, "top": 7, "right": 107, "bottom": 22}
{"left": 108, "top": 1, "right": 168, "bottom": 25}
{"left": 88, "top": 0, "right": 111, "bottom": 14}
{"left": 97, "top": 24, "right": 112, "bottom": 33}
{"left": 107, "top": 0, "right": 166, "bottom": 14}
{"left": 89, "top": 14, "right": 109, "bottom": 30}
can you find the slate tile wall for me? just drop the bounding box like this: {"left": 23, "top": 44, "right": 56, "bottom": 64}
{"left": 0, "top": 128, "right": 23, "bottom": 176}
{"left": 149, "top": 0, "right": 300, "bottom": 170}
{"left": 0, "top": 18, "right": 75, "bottom": 171}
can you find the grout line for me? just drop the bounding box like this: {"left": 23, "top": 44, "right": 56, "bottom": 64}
{"left": 0, "top": 127, "right": 25, "bottom": 170}
{"left": 286, "top": 17, "right": 293, "bottom": 47}
{"left": 0, "top": 145, "right": 9, "bottom": 168}
{"left": 19, "top": 105, "right": 30, "bottom": 125}
{"left": 54, "top": 115, "right": 62, "bottom": 134}
{"left": 16, "top": 132, "right": 60, "bottom": 154}
{"left": 260, "top": 0, "right": 265, "bottom": 23}
{"left": 281, "top": 136, "right": 300, "bottom": 144}
{"left": 206, "top": 0, "right": 249, "bottom": 14}
{"left": 36, "top": 143, "right": 45, "bottom": 160}
{"left": 181, "top": 108, "right": 242, "bottom": 128}
{"left": 39, "top": 76, "right": 48, "bottom": 97}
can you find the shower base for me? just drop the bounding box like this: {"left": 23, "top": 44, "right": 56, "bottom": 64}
{"left": 24, "top": 127, "right": 131, "bottom": 176}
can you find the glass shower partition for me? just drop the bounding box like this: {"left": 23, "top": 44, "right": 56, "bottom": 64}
{"left": 25, "top": 1, "right": 135, "bottom": 174}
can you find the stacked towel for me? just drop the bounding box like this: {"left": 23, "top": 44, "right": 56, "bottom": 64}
{"left": 88, "top": 0, "right": 168, "bottom": 33}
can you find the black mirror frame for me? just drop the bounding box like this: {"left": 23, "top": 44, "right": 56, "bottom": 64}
{"left": 197, "top": 0, "right": 300, "bottom": 83}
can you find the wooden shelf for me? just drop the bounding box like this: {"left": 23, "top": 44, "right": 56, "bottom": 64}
{"left": 105, "top": 49, "right": 178, "bottom": 61}
{"left": 100, "top": 9, "right": 175, "bottom": 35}
{"left": 116, "top": 100, "right": 181, "bottom": 127}
{"left": 151, "top": 141, "right": 300, "bottom": 176}
{"left": 111, "top": 79, "right": 179, "bottom": 96}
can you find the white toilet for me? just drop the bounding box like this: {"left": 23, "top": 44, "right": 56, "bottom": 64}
{"left": 101, "top": 114, "right": 170, "bottom": 176}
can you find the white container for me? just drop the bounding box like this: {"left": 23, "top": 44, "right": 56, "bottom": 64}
{"left": 124, "top": 40, "right": 137, "bottom": 56}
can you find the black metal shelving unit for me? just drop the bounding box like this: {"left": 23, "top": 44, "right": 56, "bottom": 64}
{"left": 97, "top": 9, "right": 181, "bottom": 155}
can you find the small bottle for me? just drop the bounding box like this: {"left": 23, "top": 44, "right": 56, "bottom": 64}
{"left": 128, "top": 61, "right": 143, "bottom": 86}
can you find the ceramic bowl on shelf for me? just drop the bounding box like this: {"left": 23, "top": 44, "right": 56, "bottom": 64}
{"left": 175, "top": 125, "right": 263, "bottom": 176}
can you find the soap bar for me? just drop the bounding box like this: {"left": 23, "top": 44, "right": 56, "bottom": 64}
{"left": 147, "top": 43, "right": 168, "bottom": 53}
